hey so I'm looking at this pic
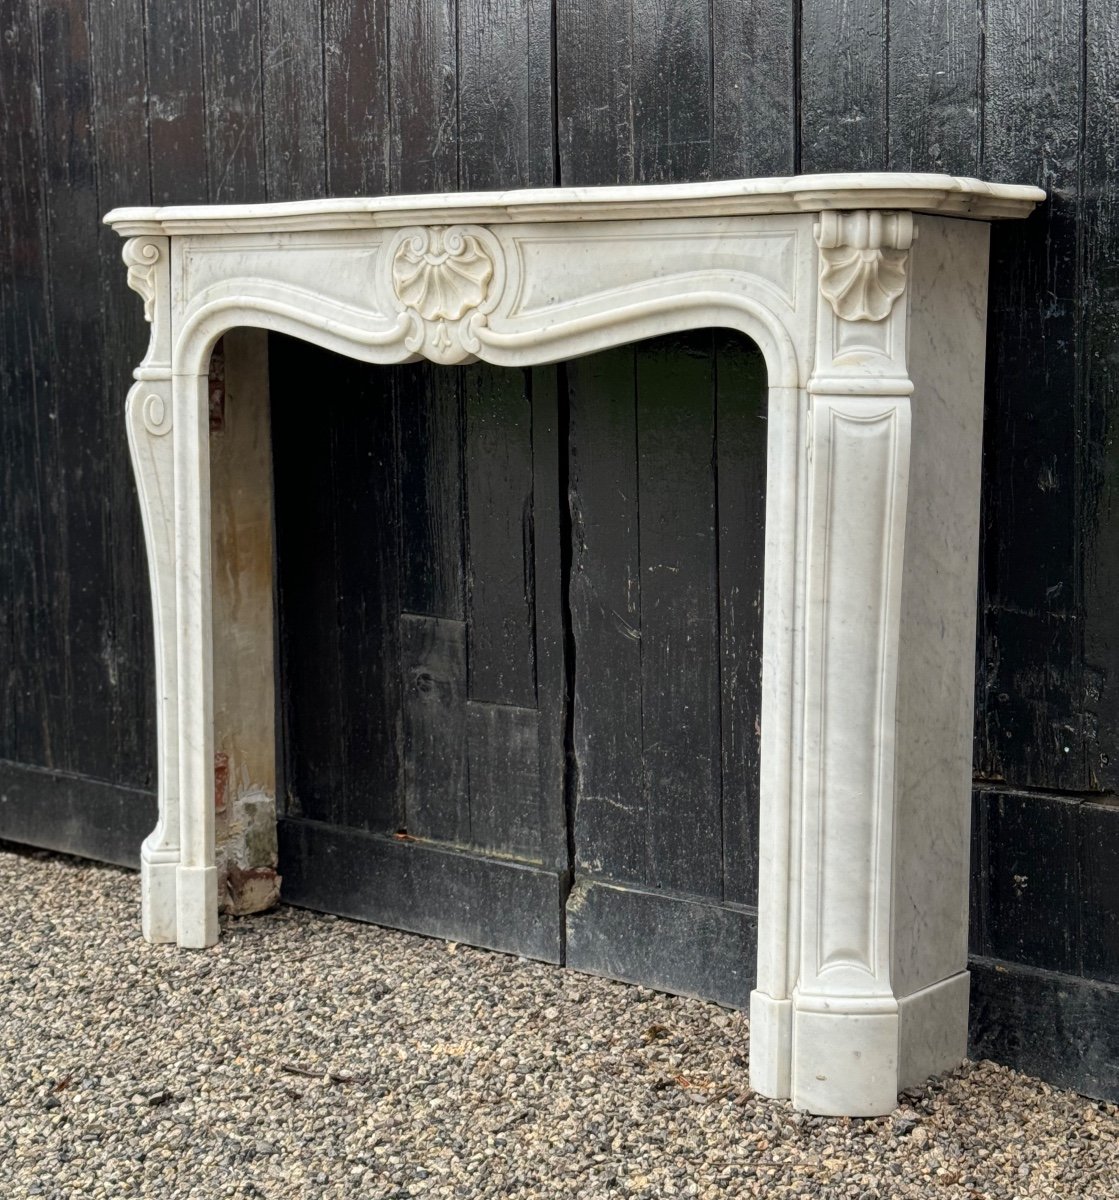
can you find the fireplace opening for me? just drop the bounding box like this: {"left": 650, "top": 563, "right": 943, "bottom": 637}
{"left": 230, "top": 327, "right": 769, "bottom": 1003}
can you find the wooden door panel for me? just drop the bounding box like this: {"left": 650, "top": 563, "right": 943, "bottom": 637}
{"left": 271, "top": 337, "right": 566, "bottom": 960}
{"left": 564, "top": 329, "right": 767, "bottom": 1006}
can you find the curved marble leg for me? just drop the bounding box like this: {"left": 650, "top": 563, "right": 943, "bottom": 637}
{"left": 124, "top": 237, "right": 184, "bottom": 944}
{"left": 129, "top": 373, "right": 181, "bottom": 943}
{"left": 124, "top": 234, "right": 218, "bottom": 948}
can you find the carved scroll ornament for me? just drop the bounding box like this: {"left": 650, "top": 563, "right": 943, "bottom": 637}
{"left": 815, "top": 210, "right": 914, "bottom": 323}
{"left": 123, "top": 238, "right": 163, "bottom": 323}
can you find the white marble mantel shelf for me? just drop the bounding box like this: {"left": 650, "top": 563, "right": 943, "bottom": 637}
{"left": 105, "top": 173, "right": 1044, "bottom": 1118}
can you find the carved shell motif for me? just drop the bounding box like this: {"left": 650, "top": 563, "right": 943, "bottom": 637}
{"left": 818, "top": 244, "right": 908, "bottom": 322}
{"left": 392, "top": 228, "right": 494, "bottom": 322}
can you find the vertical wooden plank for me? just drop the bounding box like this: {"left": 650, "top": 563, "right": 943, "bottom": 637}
{"left": 331, "top": 357, "right": 403, "bottom": 833}
{"left": 555, "top": 0, "right": 633, "bottom": 185}
{"left": 636, "top": 333, "right": 721, "bottom": 897}
{"left": 201, "top": 0, "right": 266, "bottom": 203}
{"left": 524, "top": 0, "right": 556, "bottom": 187}
{"left": 261, "top": 0, "right": 327, "bottom": 201}
{"left": 0, "top": 0, "right": 56, "bottom": 770}
{"left": 89, "top": 0, "right": 158, "bottom": 787}
{"left": 26, "top": 0, "right": 77, "bottom": 777}
{"left": 800, "top": 0, "right": 888, "bottom": 172}
{"left": 145, "top": 0, "right": 209, "bottom": 203}
{"left": 529, "top": 367, "right": 570, "bottom": 871}
{"left": 270, "top": 336, "right": 345, "bottom": 824}
{"left": 1081, "top": 0, "right": 1119, "bottom": 796}
{"left": 323, "top": 0, "right": 390, "bottom": 195}
{"left": 388, "top": 0, "right": 458, "bottom": 193}
{"left": 458, "top": 0, "right": 554, "bottom": 189}
{"left": 467, "top": 702, "right": 541, "bottom": 859}
{"left": 567, "top": 350, "right": 645, "bottom": 884}
{"left": 979, "top": 790, "right": 1079, "bottom": 975}
{"left": 1079, "top": 801, "right": 1119, "bottom": 984}
{"left": 978, "top": 0, "right": 1084, "bottom": 789}
{"left": 462, "top": 364, "right": 537, "bottom": 710}
{"left": 632, "top": 0, "right": 711, "bottom": 182}
{"left": 711, "top": 0, "right": 796, "bottom": 177}
{"left": 273, "top": 342, "right": 405, "bottom": 833}
{"left": 886, "top": 0, "right": 981, "bottom": 174}
{"left": 715, "top": 333, "right": 768, "bottom": 907}
{"left": 401, "top": 614, "right": 468, "bottom": 843}
{"left": 396, "top": 364, "right": 465, "bottom": 620}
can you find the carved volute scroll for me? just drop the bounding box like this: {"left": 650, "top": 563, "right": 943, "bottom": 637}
{"left": 815, "top": 211, "right": 914, "bottom": 322}
{"left": 122, "top": 235, "right": 172, "bottom": 381}
{"left": 124, "top": 237, "right": 161, "bottom": 322}
{"left": 388, "top": 225, "right": 502, "bottom": 364}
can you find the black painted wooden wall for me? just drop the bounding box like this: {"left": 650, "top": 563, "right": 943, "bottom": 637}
{"left": 1, "top": 0, "right": 1116, "bottom": 1098}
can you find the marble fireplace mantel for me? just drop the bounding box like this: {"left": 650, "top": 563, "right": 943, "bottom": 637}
{"left": 105, "top": 173, "right": 1044, "bottom": 1116}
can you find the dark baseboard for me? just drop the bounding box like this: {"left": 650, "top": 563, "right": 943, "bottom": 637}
{"left": 277, "top": 816, "right": 566, "bottom": 963}
{"left": 0, "top": 759, "right": 155, "bottom": 869}
{"left": 968, "top": 955, "right": 1119, "bottom": 1102}
{"left": 565, "top": 877, "right": 758, "bottom": 1009}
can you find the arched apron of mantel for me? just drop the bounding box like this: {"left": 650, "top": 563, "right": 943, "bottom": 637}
{"left": 170, "top": 286, "right": 805, "bottom": 385}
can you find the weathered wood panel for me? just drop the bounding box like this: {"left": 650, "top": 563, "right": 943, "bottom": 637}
{"left": 401, "top": 614, "right": 469, "bottom": 843}
{"left": 201, "top": 0, "right": 267, "bottom": 203}
{"left": 458, "top": 0, "right": 554, "bottom": 189}
{"left": 555, "top": 0, "right": 634, "bottom": 185}
{"left": 1, "top": 0, "right": 57, "bottom": 773}
{"left": 271, "top": 335, "right": 351, "bottom": 825}
{"left": 88, "top": 0, "right": 157, "bottom": 786}
{"left": 329, "top": 356, "right": 403, "bottom": 833}
{"left": 463, "top": 365, "right": 537, "bottom": 710}
{"left": 632, "top": 0, "right": 712, "bottom": 182}
{"left": 977, "top": 0, "right": 1084, "bottom": 791}
{"left": 711, "top": 0, "right": 796, "bottom": 178}
{"left": 566, "top": 331, "right": 767, "bottom": 998}
{"left": 147, "top": 0, "right": 209, "bottom": 204}
{"left": 800, "top": 0, "right": 888, "bottom": 172}
{"left": 715, "top": 336, "right": 767, "bottom": 907}
{"left": 278, "top": 817, "right": 566, "bottom": 962}
{"left": 1081, "top": 0, "right": 1119, "bottom": 796}
{"left": 969, "top": 956, "right": 1119, "bottom": 1102}
{"left": 567, "top": 349, "right": 645, "bottom": 886}
{"left": 388, "top": 0, "right": 458, "bottom": 193}
{"left": 397, "top": 366, "right": 465, "bottom": 620}
{"left": 636, "top": 336, "right": 721, "bottom": 897}
{"left": 887, "top": 0, "right": 982, "bottom": 175}
{"left": 261, "top": 0, "right": 327, "bottom": 202}
{"left": 323, "top": 0, "right": 391, "bottom": 195}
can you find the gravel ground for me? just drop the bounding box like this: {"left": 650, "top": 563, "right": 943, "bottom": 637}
{"left": 0, "top": 843, "right": 1115, "bottom": 1200}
